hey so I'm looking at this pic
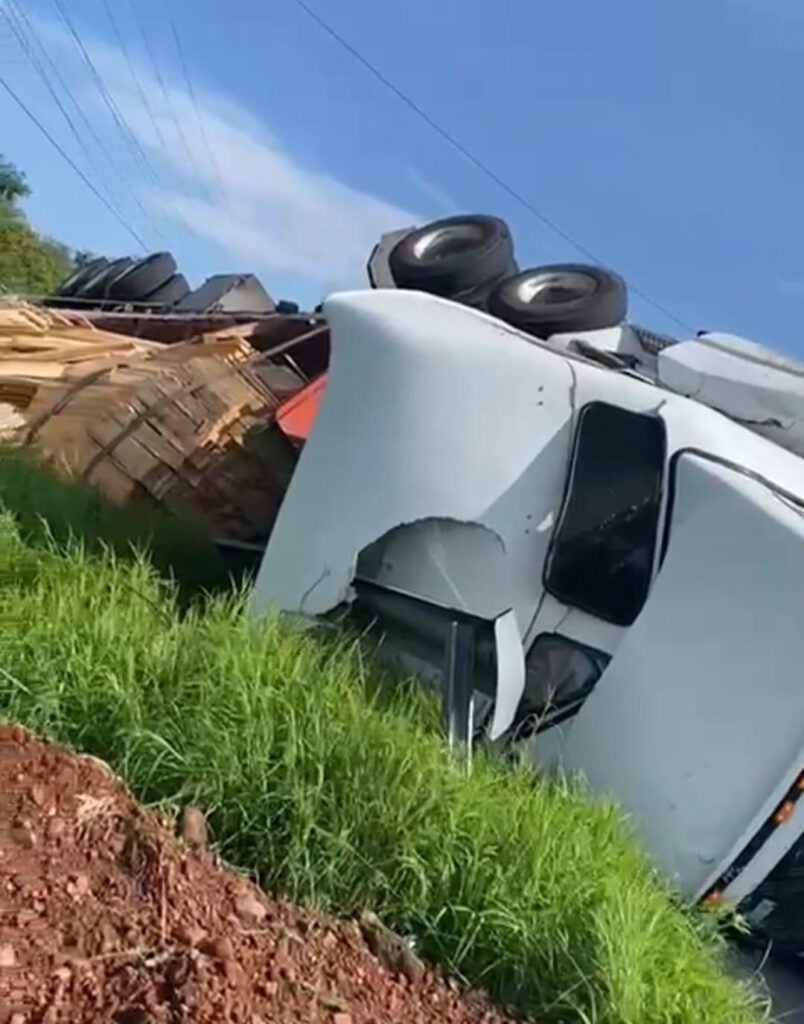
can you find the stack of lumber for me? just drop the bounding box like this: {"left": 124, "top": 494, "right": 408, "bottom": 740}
{"left": 0, "top": 303, "right": 304, "bottom": 541}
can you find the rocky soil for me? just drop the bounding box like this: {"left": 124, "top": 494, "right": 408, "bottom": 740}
{"left": 0, "top": 725, "right": 517, "bottom": 1024}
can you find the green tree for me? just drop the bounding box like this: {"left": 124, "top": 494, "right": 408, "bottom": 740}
{"left": 0, "top": 221, "right": 71, "bottom": 295}
{"left": 0, "top": 155, "right": 71, "bottom": 296}
{"left": 0, "top": 157, "right": 30, "bottom": 205}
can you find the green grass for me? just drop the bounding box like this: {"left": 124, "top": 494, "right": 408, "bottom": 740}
{"left": 0, "top": 466, "right": 767, "bottom": 1024}
{"left": 0, "top": 448, "right": 229, "bottom": 595}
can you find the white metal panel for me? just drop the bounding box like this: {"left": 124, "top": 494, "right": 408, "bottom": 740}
{"left": 561, "top": 455, "right": 804, "bottom": 896}
{"left": 356, "top": 519, "right": 512, "bottom": 619}
{"left": 718, "top": 758, "right": 804, "bottom": 904}
{"left": 568, "top": 363, "right": 804, "bottom": 500}
{"left": 251, "top": 290, "right": 576, "bottom": 629}
{"left": 252, "top": 290, "right": 804, "bottom": 622}
{"left": 697, "top": 331, "right": 804, "bottom": 376}
{"left": 658, "top": 335, "right": 804, "bottom": 457}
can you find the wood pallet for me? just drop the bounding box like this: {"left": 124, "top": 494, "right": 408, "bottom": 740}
{"left": 0, "top": 303, "right": 304, "bottom": 541}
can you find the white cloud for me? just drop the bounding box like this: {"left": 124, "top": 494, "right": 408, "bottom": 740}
{"left": 31, "top": 16, "right": 420, "bottom": 287}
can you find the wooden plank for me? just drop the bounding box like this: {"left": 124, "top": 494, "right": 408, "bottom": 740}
{"left": 86, "top": 415, "right": 162, "bottom": 484}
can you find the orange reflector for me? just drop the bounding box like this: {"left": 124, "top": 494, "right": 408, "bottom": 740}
{"left": 703, "top": 890, "right": 723, "bottom": 906}
{"left": 797, "top": 774, "right": 804, "bottom": 791}
{"left": 774, "top": 801, "right": 795, "bottom": 825}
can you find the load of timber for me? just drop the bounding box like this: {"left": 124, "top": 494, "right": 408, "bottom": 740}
{"left": 0, "top": 303, "right": 311, "bottom": 542}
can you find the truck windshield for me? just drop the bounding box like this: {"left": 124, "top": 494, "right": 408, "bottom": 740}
{"left": 741, "top": 832, "right": 804, "bottom": 953}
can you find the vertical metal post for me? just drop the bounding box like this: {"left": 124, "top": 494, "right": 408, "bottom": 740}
{"left": 442, "top": 619, "right": 476, "bottom": 766}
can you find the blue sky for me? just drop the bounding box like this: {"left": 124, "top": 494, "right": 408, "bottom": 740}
{"left": 2, "top": 0, "right": 803, "bottom": 351}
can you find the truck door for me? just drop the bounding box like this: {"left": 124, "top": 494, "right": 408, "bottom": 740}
{"left": 561, "top": 453, "right": 804, "bottom": 899}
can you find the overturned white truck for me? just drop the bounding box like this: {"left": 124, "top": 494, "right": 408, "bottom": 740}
{"left": 252, "top": 285, "right": 804, "bottom": 952}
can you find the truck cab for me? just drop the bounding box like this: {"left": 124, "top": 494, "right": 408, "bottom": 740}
{"left": 251, "top": 288, "right": 804, "bottom": 951}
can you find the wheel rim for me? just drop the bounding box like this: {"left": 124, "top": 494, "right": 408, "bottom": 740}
{"left": 412, "top": 223, "right": 486, "bottom": 263}
{"left": 513, "top": 270, "right": 596, "bottom": 306}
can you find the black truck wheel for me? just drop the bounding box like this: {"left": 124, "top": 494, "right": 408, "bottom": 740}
{"left": 143, "top": 272, "right": 190, "bottom": 308}
{"left": 78, "top": 257, "right": 134, "bottom": 300}
{"left": 107, "top": 252, "right": 177, "bottom": 302}
{"left": 488, "top": 264, "right": 627, "bottom": 338}
{"left": 55, "top": 257, "right": 109, "bottom": 298}
{"left": 388, "top": 214, "right": 515, "bottom": 297}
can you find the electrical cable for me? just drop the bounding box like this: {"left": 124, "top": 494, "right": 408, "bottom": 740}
{"left": 100, "top": 0, "right": 170, "bottom": 156}
{"left": 0, "top": 0, "right": 144, "bottom": 244}
{"left": 50, "top": 0, "right": 162, "bottom": 192}
{"left": 0, "top": 74, "right": 148, "bottom": 249}
{"left": 290, "top": 0, "right": 692, "bottom": 332}
{"left": 44, "top": 0, "right": 171, "bottom": 245}
{"left": 126, "top": 0, "right": 207, "bottom": 190}
{"left": 166, "top": 1, "right": 232, "bottom": 211}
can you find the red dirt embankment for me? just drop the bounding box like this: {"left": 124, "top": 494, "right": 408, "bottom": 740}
{"left": 0, "top": 725, "right": 516, "bottom": 1024}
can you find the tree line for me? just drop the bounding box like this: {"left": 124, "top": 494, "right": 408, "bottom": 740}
{"left": 0, "top": 155, "right": 93, "bottom": 297}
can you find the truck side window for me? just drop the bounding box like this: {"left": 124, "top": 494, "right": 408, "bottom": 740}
{"left": 544, "top": 403, "right": 666, "bottom": 626}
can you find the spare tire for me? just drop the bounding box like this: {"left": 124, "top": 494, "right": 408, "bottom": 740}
{"left": 388, "top": 215, "right": 515, "bottom": 297}
{"left": 78, "top": 257, "right": 134, "bottom": 300}
{"left": 143, "top": 273, "right": 190, "bottom": 308}
{"left": 107, "top": 252, "right": 177, "bottom": 302}
{"left": 55, "top": 257, "right": 109, "bottom": 298}
{"left": 488, "top": 264, "right": 627, "bottom": 338}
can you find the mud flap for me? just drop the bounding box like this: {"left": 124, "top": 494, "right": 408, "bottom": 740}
{"left": 489, "top": 609, "right": 526, "bottom": 740}
{"left": 441, "top": 607, "right": 525, "bottom": 751}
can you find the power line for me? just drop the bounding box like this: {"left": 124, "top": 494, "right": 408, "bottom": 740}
{"left": 166, "top": 1, "right": 232, "bottom": 210}
{"left": 50, "top": 0, "right": 161, "bottom": 192}
{"left": 8, "top": 1, "right": 146, "bottom": 197}
{"left": 101, "top": 0, "right": 170, "bottom": 157}
{"left": 47, "top": 0, "right": 169, "bottom": 245}
{"left": 126, "top": 0, "right": 206, "bottom": 189}
{"left": 289, "top": 0, "right": 692, "bottom": 333}
{"left": 0, "top": 74, "right": 148, "bottom": 248}
{"left": 0, "top": 0, "right": 138, "bottom": 241}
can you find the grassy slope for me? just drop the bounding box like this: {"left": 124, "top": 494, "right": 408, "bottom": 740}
{"left": 0, "top": 458, "right": 766, "bottom": 1024}
{"left": 0, "top": 449, "right": 230, "bottom": 594}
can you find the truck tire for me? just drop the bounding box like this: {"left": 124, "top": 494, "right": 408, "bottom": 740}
{"left": 74, "top": 260, "right": 131, "bottom": 304}
{"left": 488, "top": 264, "right": 627, "bottom": 338}
{"left": 107, "top": 252, "right": 177, "bottom": 302}
{"left": 55, "top": 257, "right": 109, "bottom": 298}
{"left": 78, "top": 257, "right": 134, "bottom": 300}
{"left": 388, "top": 215, "right": 515, "bottom": 297}
{"left": 143, "top": 272, "right": 190, "bottom": 308}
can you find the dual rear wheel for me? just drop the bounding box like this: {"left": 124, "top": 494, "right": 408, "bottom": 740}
{"left": 387, "top": 214, "right": 627, "bottom": 338}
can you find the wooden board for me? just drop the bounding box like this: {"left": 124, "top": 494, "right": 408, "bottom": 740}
{"left": 0, "top": 302, "right": 304, "bottom": 540}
